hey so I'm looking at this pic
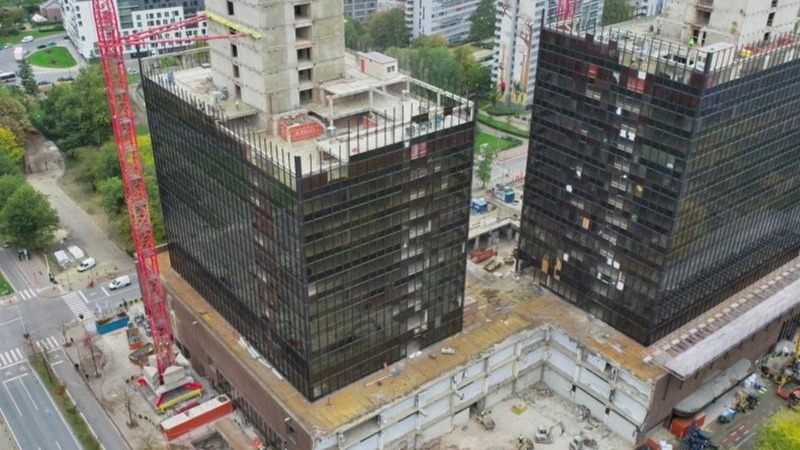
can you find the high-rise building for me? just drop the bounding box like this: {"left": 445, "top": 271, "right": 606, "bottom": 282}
{"left": 403, "top": 0, "right": 481, "bottom": 43}
{"left": 629, "top": 0, "right": 664, "bottom": 17}
{"left": 518, "top": 0, "right": 800, "bottom": 345}
{"left": 345, "top": 0, "right": 379, "bottom": 22}
{"left": 61, "top": 0, "right": 206, "bottom": 59}
{"left": 492, "top": 0, "right": 603, "bottom": 108}
{"left": 143, "top": 0, "right": 475, "bottom": 400}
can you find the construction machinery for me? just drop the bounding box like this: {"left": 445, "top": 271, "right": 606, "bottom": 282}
{"left": 534, "top": 422, "right": 564, "bottom": 444}
{"left": 517, "top": 435, "right": 535, "bottom": 450}
{"left": 477, "top": 409, "right": 495, "bottom": 430}
{"left": 90, "top": 0, "right": 257, "bottom": 411}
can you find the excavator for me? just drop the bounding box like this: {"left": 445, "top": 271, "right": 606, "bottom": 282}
{"left": 534, "top": 422, "right": 564, "bottom": 444}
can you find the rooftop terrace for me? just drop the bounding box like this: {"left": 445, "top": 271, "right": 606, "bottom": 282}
{"left": 142, "top": 50, "right": 473, "bottom": 178}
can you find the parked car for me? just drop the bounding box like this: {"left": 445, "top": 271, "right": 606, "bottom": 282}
{"left": 77, "top": 257, "right": 96, "bottom": 272}
{"left": 2, "top": 43, "right": 11, "bottom": 49}
{"left": 37, "top": 80, "right": 51, "bottom": 86}
{"left": 36, "top": 44, "right": 46, "bottom": 49}
{"left": 20, "top": 36, "right": 34, "bottom": 43}
{"left": 47, "top": 41, "right": 56, "bottom": 47}
{"left": 108, "top": 275, "right": 131, "bottom": 290}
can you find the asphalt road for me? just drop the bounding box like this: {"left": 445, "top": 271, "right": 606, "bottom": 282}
{"left": 0, "top": 361, "right": 81, "bottom": 450}
{"left": 0, "top": 34, "right": 82, "bottom": 84}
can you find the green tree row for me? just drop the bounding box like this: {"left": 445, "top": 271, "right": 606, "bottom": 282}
{"left": 0, "top": 150, "right": 58, "bottom": 249}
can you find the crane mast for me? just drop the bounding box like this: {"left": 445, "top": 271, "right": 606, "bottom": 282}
{"left": 91, "top": 0, "right": 175, "bottom": 376}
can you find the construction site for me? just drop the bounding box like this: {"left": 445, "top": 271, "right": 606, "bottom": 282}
{"left": 72, "top": 0, "right": 800, "bottom": 447}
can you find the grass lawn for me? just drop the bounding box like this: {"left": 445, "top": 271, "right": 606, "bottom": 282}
{"left": 474, "top": 131, "right": 522, "bottom": 153}
{"left": 31, "top": 357, "right": 102, "bottom": 450}
{"left": 0, "top": 28, "right": 64, "bottom": 46}
{"left": 28, "top": 46, "right": 77, "bottom": 68}
{"left": 0, "top": 271, "right": 13, "bottom": 296}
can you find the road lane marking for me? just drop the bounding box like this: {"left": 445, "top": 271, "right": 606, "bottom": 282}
{"left": 0, "top": 317, "right": 22, "bottom": 327}
{"left": 3, "top": 382, "right": 22, "bottom": 416}
{"left": 0, "top": 353, "right": 7, "bottom": 365}
{"left": 18, "top": 378, "right": 38, "bottom": 411}
{"left": 78, "top": 291, "right": 88, "bottom": 304}
{"left": 0, "top": 397, "right": 21, "bottom": 449}
{"left": 13, "top": 349, "right": 22, "bottom": 360}
{"left": 4, "top": 373, "right": 29, "bottom": 384}
{"left": 55, "top": 441, "right": 62, "bottom": 450}
{"left": 101, "top": 287, "right": 110, "bottom": 297}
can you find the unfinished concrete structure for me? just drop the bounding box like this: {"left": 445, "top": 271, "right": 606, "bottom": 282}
{"left": 659, "top": 0, "right": 800, "bottom": 46}
{"left": 160, "top": 246, "right": 800, "bottom": 449}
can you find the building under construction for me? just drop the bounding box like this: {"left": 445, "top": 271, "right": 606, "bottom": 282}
{"left": 518, "top": 3, "right": 800, "bottom": 345}
{"left": 141, "top": 0, "right": 800, "bottom": 449}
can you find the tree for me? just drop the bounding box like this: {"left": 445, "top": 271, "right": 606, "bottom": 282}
{"left": 756, "top": 410, "right": 800, "bottom": 450}
{"left": 0, "top": 174, "right": 24, "bottom": 211}
{"left": 98, "top": 177, "right": 126, "bottom": 216}
{"left": 90, "top": 140, "right": 122, "bottom": 187}
{"left": 0, "top": 127, "right": 24, "bottom": 163}
{"left": 0, "top": 86, "right": 32, "bottom": 145}
{"left": 465, "top": 65, "right": 493, "bottom": 98}
{"left": 367, "top": 9, "right": 410, "bottom": 49}
{"left": 469, "top": 0, "right": 495, "bottom": 42}
{"left": 475, "top": 143, "right": 496, "bottom": 188}
{"left": 345, "top": 17, "right": 369, "bottom": 50}
{"left": 0, "top": 7, "right": 24, "bottom": 36}
{"left": 411, "top": 34, "right": 448, "bottom": 48}
{"left": 17, "top": 58, "right": 37, "bottom": 96}
{"left": 603, "top": 0, "right": 635, "bottom": 25}
{"left": 0, "top": 152, "right": 21, "bottom": 176}
{"left": 0, "top": 183, "right": 59, "bottom": 249}
{"left": 38, "top": 65, "right": 111, "bottom": 149}
{"left": 451, "top": 45, "right": 477, "bottom": 72}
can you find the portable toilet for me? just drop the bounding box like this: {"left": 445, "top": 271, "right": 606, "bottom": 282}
{"left": 471, "top": 197, "right": 488, "bottom": 213}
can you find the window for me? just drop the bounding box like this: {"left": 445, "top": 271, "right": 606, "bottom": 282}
{"left": 233, "top": 64, "right": 240, "bottom": 78}
{"left": 767, "top": 12, "right": 775, "bottom": 27}
{"left": 227, "top": 0, "right": 234, "bottom": 15}
{"left": 231, "top": 43, "right": 238, "bottom": 58}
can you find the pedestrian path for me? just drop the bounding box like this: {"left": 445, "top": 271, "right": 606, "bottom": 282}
{"left": 0, "top": 347, "right": 25, "bottom": 368}
{"left": 62, "top": 291, "right": 94, "bottom": 320}
{"left": 0, "top": 336, "right": 61, "bottom": 369}
{"left": 13, "top": 288, "right": 35, "bottom": 302}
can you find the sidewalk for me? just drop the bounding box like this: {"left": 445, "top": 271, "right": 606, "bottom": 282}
{"left": 25, "top": 162, "right": 134, "bottom": 280}
{"left": 57, "top": 345, "right": 132, "bottom": 450}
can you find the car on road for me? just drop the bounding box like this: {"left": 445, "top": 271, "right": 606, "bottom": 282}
{"left": 36, "top": 44, "right": 46, "bottom": 49}
{"left": 108, "top": 275, "right": 131, "bottom": 290}
{"left": 77, "top": 257, "right": 96, "bottom": 272}
{"left": 37, "top": 80, "right": 51, "bottom": 86}
{"left": 20, "top": 36, "right": 34, "bottom": 43}
{"left": 47, "top": 41, "right": 57, "bottom": 47}
{"left": 3, "top": 43, "right": 11, "bottom": 49}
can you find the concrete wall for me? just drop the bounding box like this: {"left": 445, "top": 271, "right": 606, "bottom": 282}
{"left": 319, "top": 327, "right": 652, "bottom": 449}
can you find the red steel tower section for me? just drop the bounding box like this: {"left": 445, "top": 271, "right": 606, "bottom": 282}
{"left": 91, "top": 0, "right": 175, "bottom": 376}
{"left": 557, "top": 0, "right": 578, "bottom": 20}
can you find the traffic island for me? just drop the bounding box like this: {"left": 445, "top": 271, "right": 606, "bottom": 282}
{"left": 27, "top": 46, "right": 77, "bottom": 69}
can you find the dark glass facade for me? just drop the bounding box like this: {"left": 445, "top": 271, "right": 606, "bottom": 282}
{"left": 519, "top": 28, "right": 800, "bottom": 345}
{"left": 143, "top": 78, "right": 474, "bottom": 399}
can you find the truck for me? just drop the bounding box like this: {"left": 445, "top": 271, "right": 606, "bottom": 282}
{"left": 14, "top": 46, "right": 26, "bottom": 62}
{"left": 493, "top": 184, "right": 515, "bottom": 203}
{"left": 777, "top": 380, "right": 800, "bottom": 405}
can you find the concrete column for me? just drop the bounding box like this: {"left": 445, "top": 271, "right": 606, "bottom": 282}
{"left": 369, "top": 89, "right": 374, "bottom": 110}
{"left": 328, "top": 96, "right": 334, "bottom": 125}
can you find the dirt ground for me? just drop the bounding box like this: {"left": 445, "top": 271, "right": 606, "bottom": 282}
{"left": 434, "top": 384, "right": 631, "bottom": 450}
{"left": 64, "top": 304, "right": 170, "bottom": 449}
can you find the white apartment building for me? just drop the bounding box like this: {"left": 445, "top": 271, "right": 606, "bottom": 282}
{"left": 630, "top": 0, "right": 664, "bottom": 16}
{"left": 61, "top": 0, "right": 206, "bottom": 59}
{"left": 404, "top": 0, "right": 482, "bottom": 44}
{"left": 492, "top": 0, "right": 602, "bottom": 108}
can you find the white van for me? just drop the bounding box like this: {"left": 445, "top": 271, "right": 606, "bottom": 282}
{"left": 108, "top": 275, "right": 131, "bottom": 290}
{"left": 77, "top": 257, "right": 96, "bottom": 272}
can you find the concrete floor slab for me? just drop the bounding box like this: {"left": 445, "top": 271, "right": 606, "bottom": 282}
{"left": 437, "top": 385, "right": 632, "bottom": 450}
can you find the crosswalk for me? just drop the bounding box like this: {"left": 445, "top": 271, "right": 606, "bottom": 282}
{"left": 62, "top": 291, "right": 94, "bottom": 320}
{"left": 0, "top": 336, "right": 61, "bottom": 369}
{"left": 14, "top": 288, "right": 35, "bottom": 302}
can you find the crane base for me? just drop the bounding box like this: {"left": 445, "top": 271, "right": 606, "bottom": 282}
{"left": 138, "top": 365, "right": 205, "bottom": 413}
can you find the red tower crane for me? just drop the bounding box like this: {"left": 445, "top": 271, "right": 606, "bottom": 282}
{"left": 90, "top": 0, "right": 250, "bottom": 387}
